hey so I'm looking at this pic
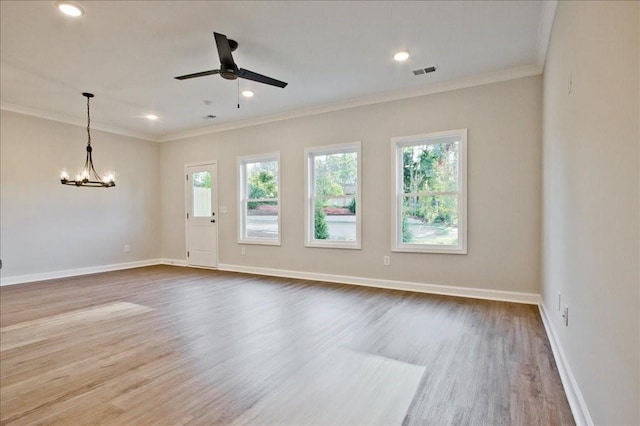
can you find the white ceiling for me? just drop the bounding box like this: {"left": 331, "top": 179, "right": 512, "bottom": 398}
{"left": 0, "top": 1, "right": 552, "bottom": 141}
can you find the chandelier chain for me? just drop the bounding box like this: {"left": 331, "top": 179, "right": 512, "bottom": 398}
{"left": 86, "top": 95, "right": 91, "bottom": 146}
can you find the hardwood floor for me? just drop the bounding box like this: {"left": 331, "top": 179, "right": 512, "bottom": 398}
{"left": 0, "top": 265, "right": 574, "bottom": 425}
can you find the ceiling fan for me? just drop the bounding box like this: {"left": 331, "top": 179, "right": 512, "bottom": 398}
{"left": 175, "top": 32, "right": 288, "bottom": 88}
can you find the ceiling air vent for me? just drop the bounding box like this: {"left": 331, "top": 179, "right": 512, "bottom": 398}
{"left": 413, "top": 66, "right": 437, "bottom": 76}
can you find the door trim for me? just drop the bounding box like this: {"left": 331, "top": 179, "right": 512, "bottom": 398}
{"left": 184, "top": 161, "right": 218, "bottom": 268}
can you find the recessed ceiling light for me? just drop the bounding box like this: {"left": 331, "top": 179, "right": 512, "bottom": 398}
{"left": 145, "top": 114, "right": 159, "bottom": 121}
{"left": 242, "top": 90, "right": 254, "bottom": 98}
{"left": 56, "top": 1, "right": 84, "bottom": 17}
{"left": 393, "top": 51, "right": 410, "bottom": 62}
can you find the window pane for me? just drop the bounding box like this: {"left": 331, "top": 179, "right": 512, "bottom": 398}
{"left": 313, "top": 197, "right": 356, "bottom": 241}
{"left": 192, "top": 171, "right": 211, "bottom": 217}
{"left": 314, "top": 152, "right": 358, "bottom": 197}
{"left": 246, "top": 201, "right": 278, "bottom": 239}
{"left": 247, "top": 161, "right": 278, "bottom": 198}
{"left": 402, "top": 141, "right": 458, "bottom": 194}
{"left": 402, "top": 195, "right": 458, "bottom": 245}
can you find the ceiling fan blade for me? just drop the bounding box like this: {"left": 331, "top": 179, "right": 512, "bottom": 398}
{"left": 214, "top": 32, "right": 235, "bottom": 68}
{"left": 175, "top": 69, "right": 220, "bottom": 80}
{"left": 238, "top": 68, "right": 288, "bottom": 88}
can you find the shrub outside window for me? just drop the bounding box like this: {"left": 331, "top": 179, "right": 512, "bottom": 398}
{"left": 392, "top": 129, "right": 467, "bottom": 254}
{"left": 305, "top": 142, "right": 361, "bottom": 249}
{"left": 238, "top": 153, "right": 280, "bottom": 245}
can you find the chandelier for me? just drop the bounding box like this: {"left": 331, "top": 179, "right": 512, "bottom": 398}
{"left": 60, "top": 92, "right": 115, "bottom": 187}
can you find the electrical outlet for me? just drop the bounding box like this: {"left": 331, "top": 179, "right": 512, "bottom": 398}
{"left": 124, "top": 244, "right": 130, "bottom": 253}
{"left": 383, "top": 256, "right": 390, "bottom": 266}
{"left": 241, "top": 247, "right": 246, "bottom": 256}
{"left": 562, "top": 305, "right": 569, "bottom": 326}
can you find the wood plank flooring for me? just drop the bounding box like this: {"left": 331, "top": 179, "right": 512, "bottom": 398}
{"left": 0, "top": 265, "right": 574, "bottom": 425}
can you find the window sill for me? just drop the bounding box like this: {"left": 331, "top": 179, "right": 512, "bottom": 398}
{"left": 238, "top": 239, "right": 281, "bottom": 246}
{"left": 392, "top": 245, "right": 467, "bottom": 254}
{"left": 305, "top": 241, "right": 361, "bottom": 250}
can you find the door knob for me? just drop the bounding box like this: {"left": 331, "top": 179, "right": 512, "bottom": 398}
{"left": 211, "top": 219, "right": 216, "bottom": 223}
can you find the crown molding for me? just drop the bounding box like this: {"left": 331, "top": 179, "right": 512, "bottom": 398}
{"left": 2, "top": 63, "right": 542, "bottom": 144}
{"left": 0, "top": 101, "right": 159, "bottom": 142}
{"left": 536, "top": 0, "right": 558, "bottom": 70}
{"left": 159, "top": 64, "right": 542, "bottom": 143}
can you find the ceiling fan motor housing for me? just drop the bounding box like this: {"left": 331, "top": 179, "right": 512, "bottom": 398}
{"left": 221, "top": 68, "right": 238, "bottom": 80}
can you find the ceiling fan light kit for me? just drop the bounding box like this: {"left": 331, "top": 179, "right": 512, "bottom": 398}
{"left": 60, "top": 93, "right": 115, "bottom": 188}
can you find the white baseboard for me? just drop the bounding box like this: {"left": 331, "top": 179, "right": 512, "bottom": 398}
{"left": 0, "top": 259, "right": 163, "bottom": 286}
{"left": 539, "top": 301, "right": 593, "bottom": 426}
{"left": 159, "top": 259, "right": 218, "bottom": 271}
{"left": 217, "top": 263, "right": 539, "bottom": 305}
{"left": 158, "top": 258, "right": 188, "bottom": 267}
{"left": 1, "top": 258, "right": 538, "bottom": 306}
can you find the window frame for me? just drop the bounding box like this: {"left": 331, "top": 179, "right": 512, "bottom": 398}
{"left": 391, "top": 129, "right": 467, "bottom": 254}
{"left": 238, "top": 152, "right": 281, "bottom": 246}
{"left": 304, "top": 141, "right": 362, "bottom": 249}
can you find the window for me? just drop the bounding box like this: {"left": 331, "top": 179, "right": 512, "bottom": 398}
{"left": 238, "top": 153, "right": 280, "bottom": 245}
{"left": 191, "top": 171, "right": 212, "bottom": 217}
{"left": 305, "top": 142, "right": 361, "bottom": 249}
{"left": 392, "top": 129, "right": 467, "bottom": 254}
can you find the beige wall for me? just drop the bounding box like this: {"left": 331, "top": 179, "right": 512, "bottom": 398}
{"left": 0, "top": 110, "right": 161, "bottom": 278}
{"left": 542, "top": 1, "right": 639, "bottom": 424}
{"left": 161, "top": 75, "right": 542, "bottom": 294}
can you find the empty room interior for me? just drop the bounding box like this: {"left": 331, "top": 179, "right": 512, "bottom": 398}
{"left": 1, "top": 1, "right": 638, "bottom": 425}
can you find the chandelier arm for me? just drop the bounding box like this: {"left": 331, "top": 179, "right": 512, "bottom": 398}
{"left": 88, "top": 149, "right": 103, "bottom": 181}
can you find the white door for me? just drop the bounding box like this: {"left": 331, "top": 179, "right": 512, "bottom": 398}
{"left": 186, "top": 163, "right": 218, "bottom": 268}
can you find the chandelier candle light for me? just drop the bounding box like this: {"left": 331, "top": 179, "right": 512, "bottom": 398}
{"left": 60, "top": 92, "right": 115, "bottom": 187}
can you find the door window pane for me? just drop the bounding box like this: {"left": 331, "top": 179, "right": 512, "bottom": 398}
{"left": 192, "top": 171, "right": 211, "bottom": 217}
